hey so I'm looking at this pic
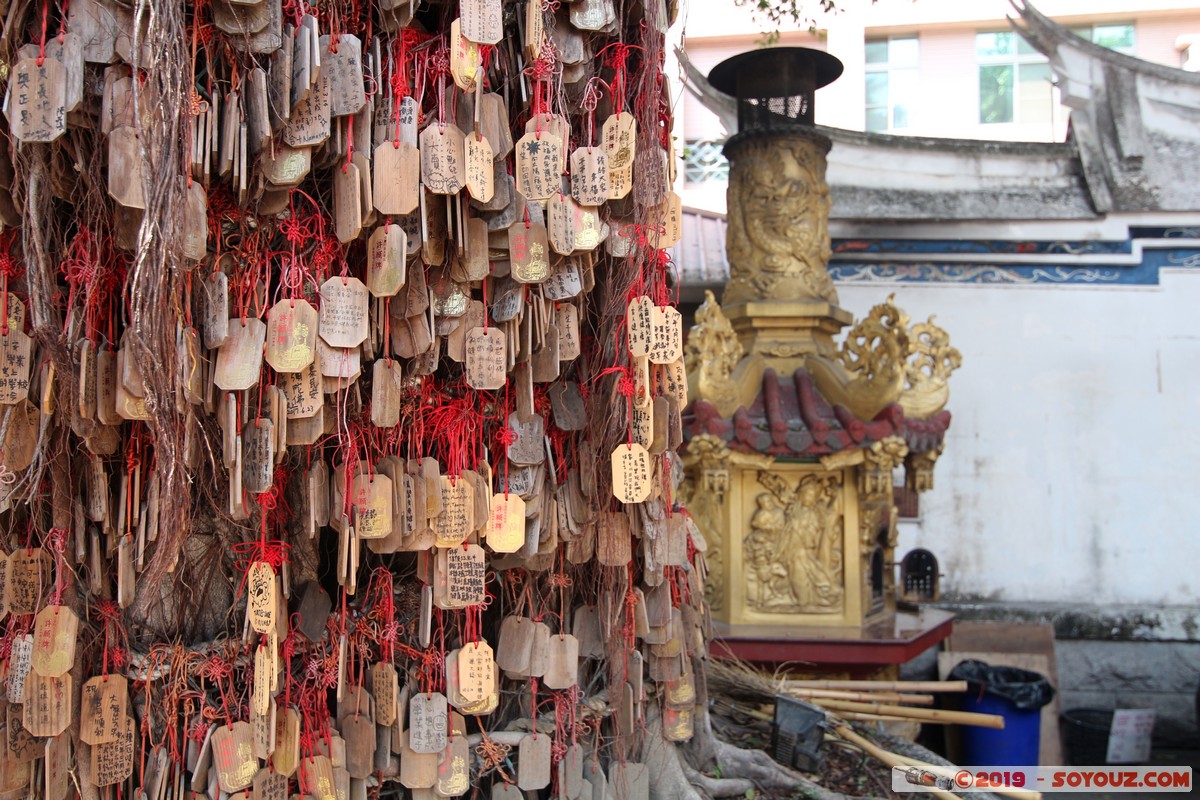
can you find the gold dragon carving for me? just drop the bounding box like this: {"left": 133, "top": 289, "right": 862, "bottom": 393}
{"left": 724, "top": 135, "right": 837, "bottom": 306}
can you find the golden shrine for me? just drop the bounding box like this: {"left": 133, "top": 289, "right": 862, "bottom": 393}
{"left": 680, "top": 48, "right": 962, "bottom": 637}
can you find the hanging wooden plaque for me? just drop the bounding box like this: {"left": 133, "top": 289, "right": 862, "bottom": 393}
{"left": 212, "top": 721, "right": 258, "bottom": 793}
{"left": 602, "top": 113, "right": 636, "bottom": 199}
{"left": 517, "top": 733, "right": 552, "bottom": 790}
{"left": 7, "top": 549, "right": 50, "bottom": 616}
{"left": 23, "top": 671, "right": 72, "bottom": 737}
{"left": 570, "top": 147, "right": 609, "bottom": 206}
{"left": 420, "top": 123, "right": 467, "bottom": 196}
{"left": 370, "top": 359, "right": 403, "bottom": 427}
{"left": 463, "top": 327, "right": 506, "bottom": 390}
{"left": 486, "top": 493, "right": 525, "bottom": 554}
{"left": 509, "top": 222, "right": 550, "bottom": 284}
{"left": 247, "top": 561, "right": 277, "bottom": 634}
{"left": 465, "top": 133, "right": 495, "bottom": 203}
{"left": 437, "top": 732, "right": 471, "bottom": 796}
{"left": 273, "top": 706, "right": 301, "bottom": 777}
{"left": 367, "top": 224, "right": 407, "bottom": 297}
{"left": 214, "top": 318, "right": 266, "bottom": 391}
{"left": 319, "top": 277, "right": 369, "bottom": 348}
{"left": 373, "top": 142, "right": 420, "bottom": 214}
{"left": 265, "top": 299, "right": 318, "bottom": 373}
{"left": 461, "top": 0, "right": 503, "bottom": 44}
{"left": 31, "top": 606, "right": 78, "bottom": 678}
{"left": 283, "top": 68, "right": 331, "bottom": 147}
{"left": 0, "top": 328, "right": 33, "bottom": 405}
{"left": 407, "top": 692, "right": 448, "bottom": 754}
{"left": 80, "top": 675, "right": 127, "bottom": 746}
{"left": 351, "top": 472, "right": 393, "bottom": 540}
{"left": 242, "top": 419, "right": 275, "bottom": 494}
{"left": 515, "top": 132, "right": 562, "bottom": 201}
{"left": 91, "top": 714, "right": 135, "bottom": 787}
{"left": 321, "top": 34, "right": 366, "bottom": 118}
{"left": 7, "top": 58, "right": 68, "bottom": 143}
{"left": 279, "top": 352, "right": 323, "bottom": 419}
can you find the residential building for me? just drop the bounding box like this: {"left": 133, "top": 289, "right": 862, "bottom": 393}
{"left": 677, "top": 0, "right": 1200, "bottom": 212}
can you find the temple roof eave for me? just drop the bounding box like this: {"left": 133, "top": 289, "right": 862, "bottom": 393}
{"left": 681, "top": 368, "right": 951, "bottom": 462}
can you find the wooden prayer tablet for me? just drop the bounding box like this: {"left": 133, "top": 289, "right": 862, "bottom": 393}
{"left": 23, "top": 671, "right": 72, "bottom": 737}
{"left": 601, "top": 113, "right": 637, "bottom": 199}
{"left": 437, "top": 732, "right": 471, "bottom": 796}
{"left": 91, "top": 713, "right": 135, "bottom": 787}
{"left": 407, "top": 692, "right": 448, "bottom": 754}
{"left": 611, "top": 443, "right": 652, "bottom": 504}
{"left": 373, "top": 142, "right": 421, "bottom": 215}
{"left": 214, "top": 318, "right": 266, "bottom": 391}
{"left": 322, "top": 34, "right": 367, "bottom": 118}
{"left": 7, "top": 58, "right": 68, "bottom": 143}
{"left": 515, "top": 132, "right": 563, "bottom": 201}
{"left": 7, "top": 549, "right": 49, "bottom": 617}
{"left": 212, "top": 721, "right": 258, "bottom": 793}
{"left": 31, "top": 605, "right": 78, "bottom": 678}
{"left": 0, "top": 327, "right": 33, "bottom": 405}
{"left": 367, "top": 224, "right": 407, "bottom": 297}
{"left": 351, "top": 472, "right": 393, "bottom": 539}
{"left": 460, "top": 0, "right": 503, "bottom": 45}
{"left": 465, "top": 133, "right": 495, "bottom": 203}
{"left": 517, "top": 733, "right": 552, "bottom": 790}
{"left": 319, "top": 277, "right": 369, "bottom": 348}
{"left": 265, "top": 298, "right": 318, "bottom": 373}
{"left": 420, "top": 123, "right": 466, "bottom": 196}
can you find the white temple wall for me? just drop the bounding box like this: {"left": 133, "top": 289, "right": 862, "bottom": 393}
{"left": 837, "top": 270, "right": 1200, "bottom": 610}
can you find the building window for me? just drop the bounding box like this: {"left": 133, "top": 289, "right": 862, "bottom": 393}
{"left": 976, "top": 31, "right": 1054, "bottom": 125}
{"left": 865, "top": 36, "right": 918, "bottom": 132}
{"left": 1074, "top": 23, "right": 1135, "bottom": 55}
{"left": 977, "top": 24, "right": 1134, "bottom": 125}
{"left": 682, "top": 139, "right": 729, "bottom": 184}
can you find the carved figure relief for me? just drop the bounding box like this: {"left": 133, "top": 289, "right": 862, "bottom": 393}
{"left": 724, "top": 134, "right": 836, "bottom": 306}
{"left": 746, "top": 472, "right": 843, "bottom": 614}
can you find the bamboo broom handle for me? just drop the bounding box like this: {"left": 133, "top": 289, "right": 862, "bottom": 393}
{"left": 790, "top": 688, "right": 935, "bottom": 705}
{"left": 835, "top": 725, "right": 1042, "bottom": 800}
{"left": 837, "top": 711, "right": 958, "bottom": 725}
{"left": 812, "top": 698, "right": 1004, "bottom": 729}
{"left": 838, "top": 711, "right": 926, "bottom": 723}
{"left": 785, "top": 679, "right": 968, "bottom": 692}
{"left": 832, "top": 724, "right": 960, "bottom": 800}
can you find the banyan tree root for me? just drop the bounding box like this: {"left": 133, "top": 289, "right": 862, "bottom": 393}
{"left": 645, "top": 704, "right": 867, "bottom": 800}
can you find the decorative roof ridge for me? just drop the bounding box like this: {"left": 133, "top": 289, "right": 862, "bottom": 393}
{"left": 1012, "top": 0, "right": 1200, "bottom": 87}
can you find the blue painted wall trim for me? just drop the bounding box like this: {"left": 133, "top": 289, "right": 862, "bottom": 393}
{"left": 829, "top": 235, "right": 1200, "bottom": 286}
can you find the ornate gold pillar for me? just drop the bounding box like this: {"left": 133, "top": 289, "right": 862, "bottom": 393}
{"left": 683, "top": 48, "right": 961, "bottom": 635}
{"left": 722, "top": 129, "right": 852, "bottom": 371}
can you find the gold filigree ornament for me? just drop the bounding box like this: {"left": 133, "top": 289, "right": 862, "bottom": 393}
{"left": 684, "top": 290, "right": 766, "bottom": 417}
{"left": 806, "top": 295, "right": 961, "bottom": 421}
{"left": 899, "top": 316, "right": 962, "bottom": 419}
{"left": 805, "top": 295, "right": 910, "bottom": 421}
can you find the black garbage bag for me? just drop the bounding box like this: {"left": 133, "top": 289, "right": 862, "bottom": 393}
{"left": 948, "top": 658, "right": 1056, "bottom": 710}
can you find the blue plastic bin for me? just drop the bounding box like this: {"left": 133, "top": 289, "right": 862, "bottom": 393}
{"left": 949, "top": 659, "right": 1055, "bottom": 768}
{"left": 959, "top": 690, "right": 1042, "bottom": 766}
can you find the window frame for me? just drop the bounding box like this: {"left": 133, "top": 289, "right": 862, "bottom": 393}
{"left": 864, "top": 35, "right": 920, "bottom": 133}
{"left": 975, "top": 23, "right": 1135, "bottom": 126}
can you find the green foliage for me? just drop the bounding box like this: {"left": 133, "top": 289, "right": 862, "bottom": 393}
{"left": 733, "top": 0, "right": 840, "bottom": 43}
{"left": 731, "top": 0, "right": 875, "bottom": 44}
